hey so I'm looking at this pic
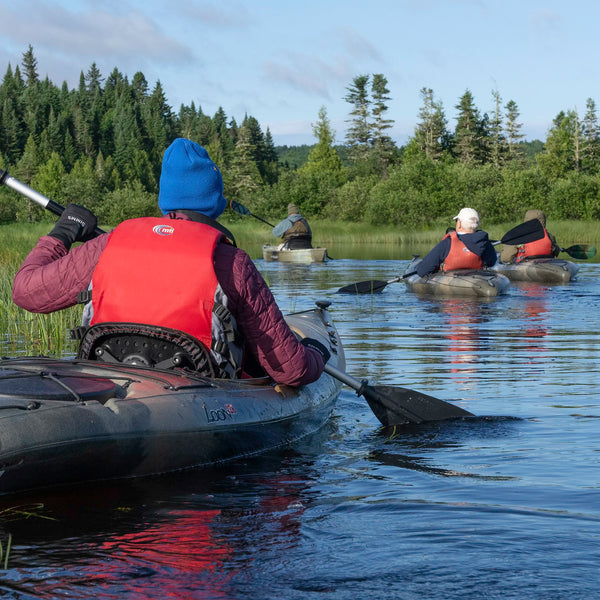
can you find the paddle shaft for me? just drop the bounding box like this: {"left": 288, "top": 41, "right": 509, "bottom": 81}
{"left": 0, "top": 169, "right": 105, "bottom": 236}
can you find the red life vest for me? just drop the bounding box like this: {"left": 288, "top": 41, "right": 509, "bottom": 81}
{"left": 516, "top": 228, "right": 553, "bottom": 262}
{"left": 442, "top": 231, "right": 483, "bottom": 271}
{"left": 91, "top": 217, "right": 223, "bottom": 351}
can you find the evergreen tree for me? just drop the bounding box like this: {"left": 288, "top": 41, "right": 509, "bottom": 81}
{"left": 413, "top": 87, "right": 449, "bottom": 160}
{"left": 21, "top": 44, "right": 39, "bottom": 86}
{"left": 1, "top": 95, "right": 23, "bottom": 164}
{"left": 227, "top": 124, "right": 262, "bottom": 202}
{"left": 144, "top": 80, "right": 174, "bottom": 167}
{"left": 131, "top": 71, "right": 148, "bottom": 102}
{"left": 302, "top": 106, "right": 345, "bottom": 180}
{"left": 31, "top": 151, "right": 67, "bottom": 204}
{"left": 262, "top": 127, "right": 279, "bottom": 185}
{"left": 537, "top": 110, "right": 578, "bottom": 178}
{"left": 581, "top": 97, "right": 600, "bottom": 173}
{"left": 504, "top": 99, "right": 525, "bottom": 161}
{"left": 344, "top": 74, "right": 371, "bottom": 163}
{"left": 453, "top": 89, "right": 487, "bottom": 164}
{"left": 489, "top": 89, "right": 508, "bottom": 168}
{"left": 370, "top": 74, "right": 396, "bottom": 175}
{"left": 86, "top": 63, "right": 104, "bottom": 96}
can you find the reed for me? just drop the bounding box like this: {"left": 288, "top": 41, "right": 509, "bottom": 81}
{"left": 0, "top": 223, "right": 82, "bottom": 356}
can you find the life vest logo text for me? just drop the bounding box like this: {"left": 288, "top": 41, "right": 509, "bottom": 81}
{"left": 153, "top": 225, "right": 175, "bottom": 236}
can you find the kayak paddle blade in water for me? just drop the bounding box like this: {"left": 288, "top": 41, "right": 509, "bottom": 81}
{"left": 324, "top": 364, "right": 474, "bottom": 426}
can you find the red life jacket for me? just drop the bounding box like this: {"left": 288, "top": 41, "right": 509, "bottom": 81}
{"left": 442, "top": 231, "right": 483, "bottom": 271}
{"left": 91, "top": 217, "right": 223, "bottom": 352}
{"left": 516, "top": 229, "right": 553, "bottom": 262}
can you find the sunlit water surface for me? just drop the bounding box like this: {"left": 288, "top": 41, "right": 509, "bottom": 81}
{"left": 1, "top": 254, "right": 599, "bottom": 599}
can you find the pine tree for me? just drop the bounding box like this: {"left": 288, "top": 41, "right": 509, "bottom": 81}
{"left": 227, "top": 124, "right": 262, "bottom": 202}
{"left": 504, "top": 99, "right": 525, "bottom": 161}
{"left": 453, "top": 89, "right": 487, "bottom": 164}
{"left": 413, "top": 87, "right": 449, "bottom": 160}
{"left": 344, "top": 74, "right": 371, "bottom": 163}
{"left": 370, "top": 74, "right": 396, "bottom": 175}
{"left": 21, "top": 44, "right": 39, "bottom": 86}
{"left": 536, "top": 110, "right": 578, "bottom": 178}
{"left": 303, "top": 106, "right": 344, "bottom": 179}
{"left": 489, "top": 89, "right": 508, "bottom": 168}
{"left": 581, "top": 97, "right": 600, "bottom": 173}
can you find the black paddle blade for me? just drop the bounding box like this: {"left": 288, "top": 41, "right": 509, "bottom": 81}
{"left": 362, "top": 384, "right": 474, "bottom": 427}
{"left": 499, "top": 218, "right": 545, "bottom": 246}
{"left": 337, "top": 280, "right": 389, "bottom": 294}
{"left": 230, "top": 200, "right": 250, "bottom": 215}
{"left": 564, "top": 244, "right": 596, "bottom": 259}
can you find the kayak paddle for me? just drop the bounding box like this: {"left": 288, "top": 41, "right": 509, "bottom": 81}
{"left": 337, "top": 219, "right": 545, "bottom": 294}
{"left": 560, "top": 244, "right": 596, "bottom": 260}
{"left": 324, "top": 363, "right": 474, "bottom": 426}
{"left": 0, "top": 168, "right": 105, "bottom": 236}
{"left": 230, "top": 200, "right": 275, "bottom": 227}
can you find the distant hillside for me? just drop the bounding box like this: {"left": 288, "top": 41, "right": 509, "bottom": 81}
{"left": 276, "top": 144, "right": 351, "bottom": 169}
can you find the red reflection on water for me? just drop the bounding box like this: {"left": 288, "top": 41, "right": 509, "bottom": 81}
{"left": 438, "top": 299, "right": 485, "bottom": 378}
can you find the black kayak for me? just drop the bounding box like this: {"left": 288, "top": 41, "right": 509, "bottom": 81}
{"left": 0, "top": 304, "right": 344, "bottom": 496}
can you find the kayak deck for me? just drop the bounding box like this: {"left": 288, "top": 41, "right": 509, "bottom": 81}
{"left": 492, "top": 258, "right": 580, "bottom": 283}
{"left": 262, "top": 245, "right": 327, "bottom": 263}
{"left": 404, "top": 258, "right": 511, "bottom": 298}
{"left": 0, "top": 307, "right": 344, "bottom": 496}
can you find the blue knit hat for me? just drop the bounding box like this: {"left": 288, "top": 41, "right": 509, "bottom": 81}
{"left": 158, "top": 138, "right": 227, "bottom": 219}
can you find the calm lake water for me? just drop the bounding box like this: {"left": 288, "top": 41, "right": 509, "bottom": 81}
{"left": 1, "top": 251, "right": 599, "bottom": 599}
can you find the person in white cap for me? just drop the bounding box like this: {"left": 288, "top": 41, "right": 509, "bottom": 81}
{"left": 415, "top": 207, "right": 497, "bottom": 277}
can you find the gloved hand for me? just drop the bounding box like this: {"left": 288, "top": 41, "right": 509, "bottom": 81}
{"left": 48, "top": 204, "right": 98, "bottom": 249}
{"left": 301, "top": 337, "right": 331, "bottom": 364}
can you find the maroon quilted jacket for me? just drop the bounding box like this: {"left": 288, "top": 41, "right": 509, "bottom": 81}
{"left": 12, "top": 216, "right": 324, "bottom": 387}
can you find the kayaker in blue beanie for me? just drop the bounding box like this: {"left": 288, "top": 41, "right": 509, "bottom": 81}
{"left": 13, "top": 138, "right": 329, "bottom": 387}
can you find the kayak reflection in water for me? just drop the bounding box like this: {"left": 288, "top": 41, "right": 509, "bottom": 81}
{"left": 12, "top": 138, "right": 330, "bottom": 387}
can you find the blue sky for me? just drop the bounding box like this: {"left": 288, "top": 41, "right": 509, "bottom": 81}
{"left": 0, "top": 0, "right": 598, "bottom": 147}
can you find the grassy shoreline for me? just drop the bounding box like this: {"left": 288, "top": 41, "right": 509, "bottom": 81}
{"left": 1, "top": 218, "right": 597, "bottom": 356}
{"left": 226, "top": 218, "right": 600, "bottom": 248}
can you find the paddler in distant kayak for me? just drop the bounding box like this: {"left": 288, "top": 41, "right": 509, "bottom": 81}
{"left": 499, "top": 209, "right": 560, "bottom": 264}
{"left": 272, "top": 203, "right": 313, "bottom": 250}
{"left": 12, "top": 138, "right": 329, "bottom": 387}
{"left": 415, "top": 207, "right": 497, "bottom": 277}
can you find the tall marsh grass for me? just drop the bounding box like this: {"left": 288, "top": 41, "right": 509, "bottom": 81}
{"left": 0, "top": 223, "right": 82, "bottom": 357}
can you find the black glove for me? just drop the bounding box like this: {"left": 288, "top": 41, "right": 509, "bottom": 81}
{"left": 301, "top": 337, "right": 331, "bottom": 364}
{"left": 48, "top": 204, "right": 98, "bottom": 249}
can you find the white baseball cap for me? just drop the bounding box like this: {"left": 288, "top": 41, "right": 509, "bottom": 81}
{"left": 453, "top": 207, "right": 479, "bottom": 227}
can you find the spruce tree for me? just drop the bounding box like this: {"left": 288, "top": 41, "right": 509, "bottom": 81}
{"left": 504, "top": 99, "right": 524, "bottom": 161}
{"left": 303, "top": 106, "right": 344, "bottom": 179}
{"left": 453, "top": 89, "right": 487, "bottom": 164}
{"left": 581, "top": 97, "right": 600, "bottom": 173}
{"left": 344, "top": 74, "right": 371, "bottom": 163}
{"left": 371, "top": 74, "right": 396, "bottom": 175}
{"left": 414, "top": 87, "right": 449, "bottom": 160}
{"left": 489, "top": 89, "right": 508, "bottom": 168}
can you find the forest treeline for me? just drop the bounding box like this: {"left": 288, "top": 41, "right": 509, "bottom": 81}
{"left": 1, "top": 45, "right": 600, "bottom": 228}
